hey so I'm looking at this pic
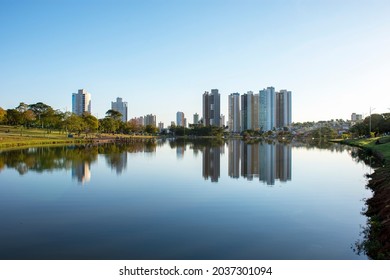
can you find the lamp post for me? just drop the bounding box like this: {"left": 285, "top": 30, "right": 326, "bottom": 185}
{"left": 369, "top": 107, "right": 375, "bottom": 137}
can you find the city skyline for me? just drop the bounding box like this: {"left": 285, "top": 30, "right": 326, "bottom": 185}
{"left": 1, "top": 1, "right": 389, "bottom": 126}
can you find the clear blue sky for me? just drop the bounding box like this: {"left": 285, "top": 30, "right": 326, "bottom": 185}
{"left": 1, "top": 0, "right": 389, "bottom": 125}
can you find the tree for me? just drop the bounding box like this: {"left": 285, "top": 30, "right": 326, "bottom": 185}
{"left": 379, "top": 113, "right": 390, "bottom": 133}
{"left": 363, "top": 114, "right": 384, "bottom": 135}
{"left": 29, "top": 102, "right": 53, "bottom": 128}
{"left": 5, "top": 109, "right": 21, "bottom": 125}
{"left": 0, "top": 107, "right": 7, "bottom": 124}
{"left": 82, "top": 114, "right": 98, "bottom": 136}
{"left": 99, "top": 117, "right": 119, "bottom": 134}
{"left": 101, "top": 109, "right": 123, "bottom": 134}
{"left": 145, "top": 125, "right": 158, "bottom": 134}
{"left": 350, "top": 122, "right": 368, "bottom": 137}
{"left": 105, "top": 109, "right": 122, "bottom": 121}
{"left": 14, "top": 102, "right": 36, "bottom": 127}
{"left": 64, "top": 114, "right": 84, "bottom": 135}
{"left": 124, "top": 119, "right": 143, "bottom": 134}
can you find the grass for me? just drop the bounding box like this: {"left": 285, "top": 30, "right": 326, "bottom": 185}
{"left": 0, "top": 125, "right": 83, "bottom": 149}
{"left": 342, "top": 136, "right": 390, "bottom": 164}
{"left": 0, "top": 125, "right": 156, "bottom": 150}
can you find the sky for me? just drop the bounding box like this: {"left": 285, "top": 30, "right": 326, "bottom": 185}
{"left": 1, "top": 0, "right": 390, "bottom": 126}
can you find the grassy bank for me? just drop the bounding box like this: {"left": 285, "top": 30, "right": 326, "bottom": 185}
{"left": 0, "top": 126, "right": 84, "bottom": 149}
{"left": 0, "top": 125, "right": 156, "bottom": 150}
{"left": 341, "top": 136, "right": 390, "bottom": 259}
{"left": 342, "top": 136, "right": 390, "bottom": 164}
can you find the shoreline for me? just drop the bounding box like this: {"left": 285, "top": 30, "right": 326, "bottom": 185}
{"left": 0, "top": 131, "right": 158, "bottom": 151}
{"left": 341, "top": 137, "right": 390, "bottom": 259}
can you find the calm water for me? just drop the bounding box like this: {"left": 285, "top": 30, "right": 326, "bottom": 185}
{"left": 0, "top": 139, "right": 371, "bottom": 259}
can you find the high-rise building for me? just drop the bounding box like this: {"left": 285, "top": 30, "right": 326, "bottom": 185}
{"left": 228, "top": 93, "right": 240, "bottom": 133}
{"left": 144, "top": 114, "right": 156, "bottom": 127}
{"left": 351, "top": 113, "right": 363, "bottom": 122}
{"left": 72, "top": 89, "right": 91, "bottom": 116}
{"left": 276, "top": 90, "right": 292, "bottom": 128}
{"left": 176, "top": 111, "right": 185, "bottom": 127}
{"left": 193, "top": 113, "right": 199, "bottom": 125}
{"left": 241, "top": 91, "right": 259, "bottom": 131}
{"left": 220, "top": 114, "right": 225, "bottom": 128}
{"left": 111, "top": 97, "right": 128, "bottom": 122}
{"left": 202, "top": 89, "right": 220, "bottom": 126}
{"left": 259, "top": 87, "right": 276, "bottom": 131}
{"left": 158, "top": 122, "right": 164, "bottom": 131}
{"left": 252, "top": 93, "right": 259, "bottom": 130}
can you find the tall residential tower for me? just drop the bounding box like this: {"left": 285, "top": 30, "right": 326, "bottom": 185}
{"left": 72, "top": 89, "right": 91, "bottom": 116}
{"left": 111, "top": 97, "right": 128, "bottom": 122}
{"left": 202, "top": 89, "right": 220, "bottom": 126}
{"left": 228, "top": 93, "right": 240, "bottom": 133}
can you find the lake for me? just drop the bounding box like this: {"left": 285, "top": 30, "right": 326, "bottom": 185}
{"left": 0, "top": 139, "right": 372, "bottom": 259}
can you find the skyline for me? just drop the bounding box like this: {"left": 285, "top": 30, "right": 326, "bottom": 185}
{"left": 1, "top": 0, "right": 390, "bottom": 126}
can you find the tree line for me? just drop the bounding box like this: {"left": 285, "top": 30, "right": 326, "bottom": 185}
{"left": 0, "top": 102, "right": 225, "bottom": 137}
{"left": 0, "top": 102, "right": 158, "bottom": 135}
{"left": 349, "top": 113, "right": 390, "bottom": 137}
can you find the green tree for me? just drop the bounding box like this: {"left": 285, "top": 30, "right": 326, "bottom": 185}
{"left": 145, "top": 124, "right": 158, "bottom": 134}
{"left": 15, "top": 102, "right": 36, "bottom": 127}
{"left": 82, "top": 114, "right": 98, "bottom": 136}
{"left": 363, "top": 114, "right": 384, "bottom": 135}
{"left": 64, "top": 114, "right": 84, "bottom": 135}
{"left": 5, "top": 109, "right": 21, "bottom": 125}
{"left": 379, "top": 113, "right": 390, "bottom": 133}
{"left": 105, "top": 109, "right": 122, "bottom": 121}
{"left": 101, "top": 109, "right": 123, "bottom": 134}
{"left": 310, "top": 127, "right": 338, "bottom": 139}
{"left": 99, "top": 117, "right": 119, "bottom": 134}
{"left": 29, "top": 102, "right": 53, "bottom": 128}
{"left": 124, "top": 119, "right": 143, "bottom": 134}
{"left": 350, "top": 122, "right": 368, "bottom": 137}
{"left": 0, "top": 107, "right": 7, "bottom": 124}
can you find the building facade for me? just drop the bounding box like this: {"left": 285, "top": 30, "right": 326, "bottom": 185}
{"left": 202, "top": 89, "right": 220, "bottom": 126}
{"left": 276, "top": 90, "right": 292, "bottom": 128}
{"left": 72, "top": 89, "right": 91, "bottom": 116}
{"left": 351, "top": 113, "right": 363, "bottom": 122}
{"left": 259, "top": 87, "right": 276, "bottom": 131}
{"left": 228, "top": 93, "right": 240, "bottom": 133}
{"left": 220, "top": 114, "right": 225, "bottom": 128}
{"left": 158, "top": 122, "right": 164, "bottom": 132}
{"left": 111, "top": 97, "right": 128, "bottom": 122}
{"left": 193, "top": 113, "right": 199, "bottom": 125}
{"left": 144, "top": 114, "right": 156, "bottom": 127}
{"left": 176, "top": 111, "right": 185, "bottom": 127}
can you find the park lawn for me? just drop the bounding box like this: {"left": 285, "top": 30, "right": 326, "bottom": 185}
{"left": 0, "top": 125, "right": 157, "bottom": 150}
{"left": 0, "top": 125, "right": 82, "bottom": 149}
{"left": 343, "top": 136, "right": 390, "bottom": 164}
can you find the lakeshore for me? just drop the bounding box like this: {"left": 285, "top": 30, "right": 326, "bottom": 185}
{"left": 0, "top": 125, "right": 156, "bottom": 150}
{"left": 2, "top": 125, "right": 390, "bottom": 259}
{"left": 341, "top": 136, "right": 390, "bottom": 259}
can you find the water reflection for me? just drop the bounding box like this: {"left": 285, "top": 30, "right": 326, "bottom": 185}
{"left": 0, "top": 140, "right": 368, "bottom": 187}
{"left": 0, "top": 140, "right": 157, "bottom": 183}
{"left": 202, "top": 145, "right": 222, "bottom": 182}
{"left": 72, "top": 161, "right": 91, "bottom": 183}
{"left": 229, "top": 141, "right": 292, "bottom": 185}
{"left": 0, "top": 139, "right": 373, "bottom": 259}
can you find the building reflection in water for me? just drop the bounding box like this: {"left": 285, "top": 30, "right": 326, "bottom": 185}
{"left": 228, "top": 140, "right": 292, "bottom": 185}
{"left": 176, "top": 145, "right": 186, "bottom": 159}
{"left": 105, "top": 152, "right": 128, "bottom": 174}
{"left": 228, "top": 140, "right": 240, "bottom": 178}
{"left": 72, "top": 162, "right": 91, "bottom": 184}
{"left": 202, "top": 146, "right": 222, "bottom": 182}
